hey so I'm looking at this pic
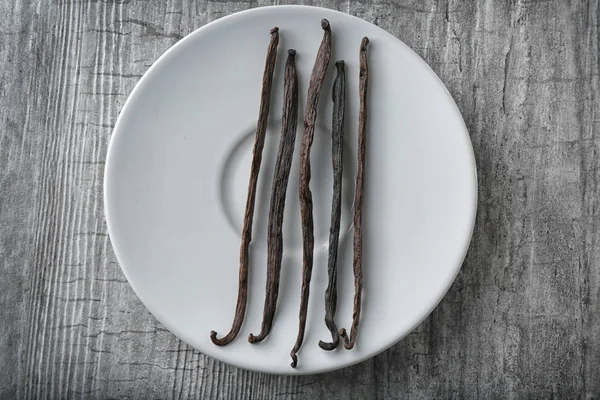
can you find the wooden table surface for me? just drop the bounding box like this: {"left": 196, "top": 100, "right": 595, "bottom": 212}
{"left": 1, "top": 0, "right": 598, "bottom": 398}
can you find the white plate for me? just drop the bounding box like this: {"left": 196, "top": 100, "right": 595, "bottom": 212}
{"left": 104, "top": 5, "right": 477, "bottom": 374}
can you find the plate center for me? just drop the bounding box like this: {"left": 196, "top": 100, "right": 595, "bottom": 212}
{"left": 219, "top": 119, "right": 356, "bottom": 254}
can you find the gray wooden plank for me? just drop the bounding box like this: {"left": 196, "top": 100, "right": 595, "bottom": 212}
{"left": 0, "top": 0, "right": 598, "bottom": 398}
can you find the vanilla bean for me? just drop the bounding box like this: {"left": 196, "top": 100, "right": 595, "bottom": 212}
{"left": 249, "top": 49, "right": 299, "bottom": 344}
{"left": 319, "top": 60, "right": 345, "bottom": 351}
{"left": 340, "top": 37, "right": 369, "bottom": 351}
{"left": 290, "top": 19, "right": 332, "bottom": 368}
{"left": 210, "top": 27, "right": 280, "bottom": 346}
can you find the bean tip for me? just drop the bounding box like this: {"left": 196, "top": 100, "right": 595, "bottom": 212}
{"left": 318, "top": 340, "right": 338, "bottom": 351}
{"left": 290, "top": 353, "right": 298, "bottom": 368}
{"left": 270, "top": 26, "right": 279, "bottom": 34}
{"left": 288, "top": 49, "right": 296, "bottom": 56}
{"left": 361, "top": 36, "right": 369, "bottom": 49}
{"left": 321, "top": 19, "right": 330, "bottom": 31}
{"left": 339, "top": 328, "right": 351, "bottom": 348}
{"left": 210, "top": 330, "right": 232, "bottom": 346}
{"left": 247, "top": 333, "right": 256, "bottom": 343}
{"left": 335, "top": 60, "right": 345, "bottom": 68}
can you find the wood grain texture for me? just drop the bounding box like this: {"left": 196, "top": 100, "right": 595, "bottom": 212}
{"left": 0, "top": 0, "right": 598, "bottom": 398}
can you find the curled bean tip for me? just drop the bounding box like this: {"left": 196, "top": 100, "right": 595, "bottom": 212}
{"left": 321, "top": 19, "right": 330, "bottom": 31}
{"left": 270, "top": 26, "right": 279, "bottom": 34}
{"left": 318, "top": 339, "right": 339, "bottom": 351}
{"left": 210, "top": 330, "right": 228, "bottom": 346}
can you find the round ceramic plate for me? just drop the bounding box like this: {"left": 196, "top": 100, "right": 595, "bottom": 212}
{"left": 105, "top": 5, "right": 477, "bottom": 374}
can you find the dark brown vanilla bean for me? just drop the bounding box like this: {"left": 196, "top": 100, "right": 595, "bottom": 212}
{"left": 340, "top": 37, "right": 369, "bottom": 351}
{"left": 248, "top": 49, "right": 299, "bottom": 344}
{"left": 319, "top": 60, "right": 345, "bottom": 351}
{"left": 210, "top": 27, "right": 280, "bottom": 346}
{"left": 290, "top": 19, "right": 332, "bottom": 368}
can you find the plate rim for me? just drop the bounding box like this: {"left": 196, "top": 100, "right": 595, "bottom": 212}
{"left": 104, "top": 4, "right": 478, "bottom": 375}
